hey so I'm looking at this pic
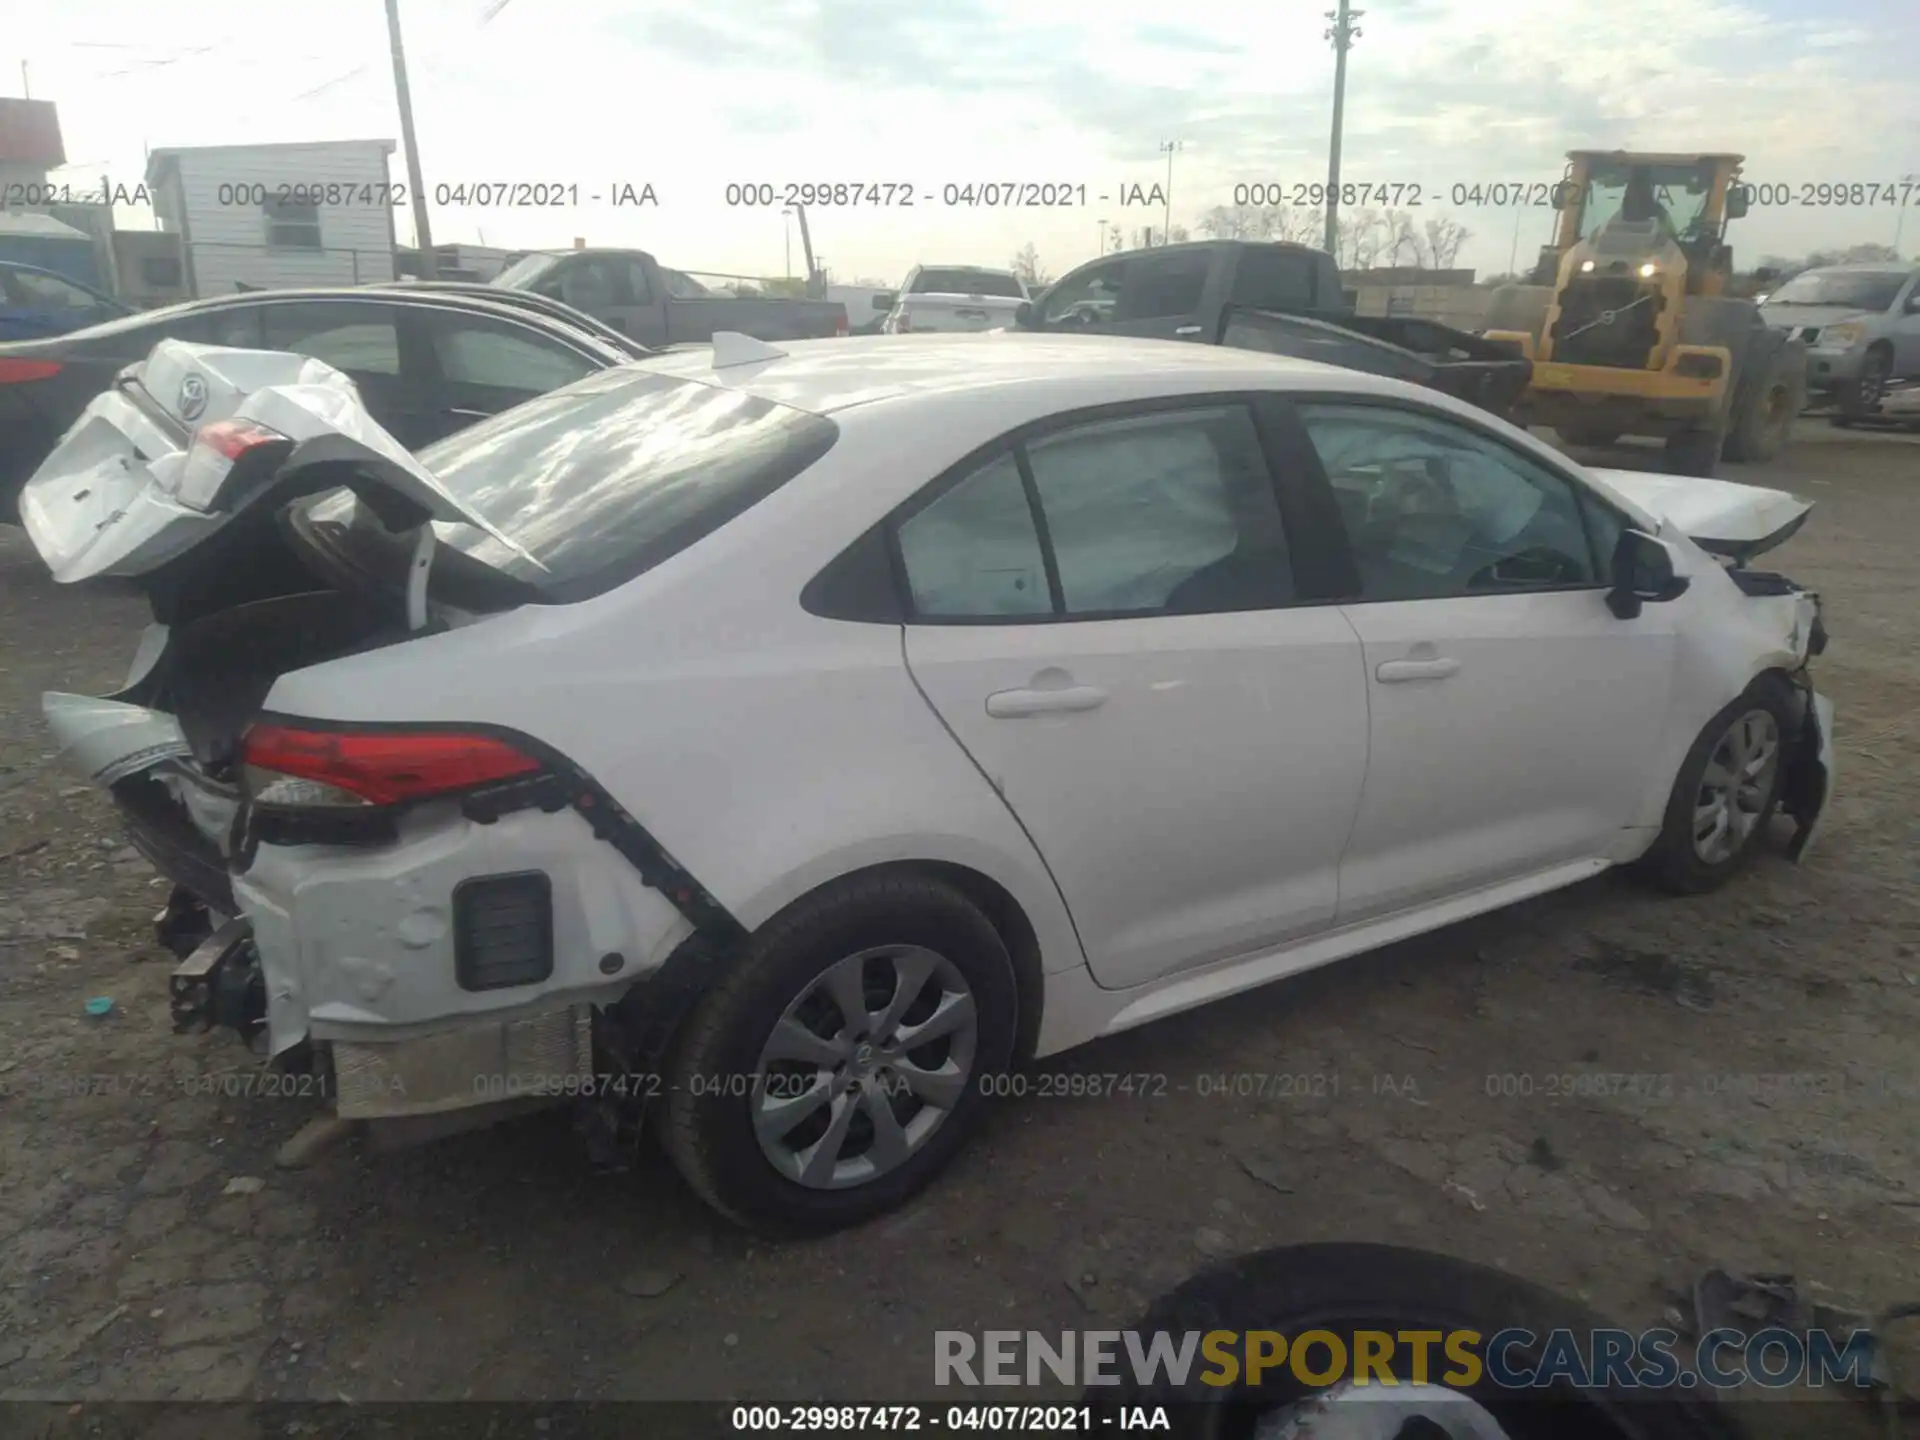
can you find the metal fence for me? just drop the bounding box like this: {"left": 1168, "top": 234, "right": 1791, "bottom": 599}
{"left": 182, "top": 240, "right": 397, "bottom": 297}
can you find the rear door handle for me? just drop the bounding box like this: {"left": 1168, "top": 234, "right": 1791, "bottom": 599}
{"left": 1375, "top": 657, "right": 1459, "bottom": 682}
{"left": 985, "top": 685, "right": 1108, "bottom": 718}
{"left": 1174, "top": 325, "right": 1203, "bottom": 336}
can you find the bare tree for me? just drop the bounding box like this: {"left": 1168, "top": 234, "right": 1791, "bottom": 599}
{"left": 1383, "top": 209, "right": 1426, "bottom": 268}
{"left": 1011, "top": 241, "right": 1051, "bottom": 288}
{"left": 1168, "top": 223, "right": 1191, "bottom": 244}
{"left": 1339, "top": 208, "right": 1390, "bottom": 271}
{"left": 1422, "top": 216, "right": 1472, "bottom": 270}
{"left": 1196, "top": 205, "right": 1277, "bottom": 240}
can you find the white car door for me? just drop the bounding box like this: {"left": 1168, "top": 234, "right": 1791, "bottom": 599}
{"left": 1286, "top": 400, "right": 1679, "bottom": 922}
{"left": 896, "top": 401, "right": 1370, "bottom": 991}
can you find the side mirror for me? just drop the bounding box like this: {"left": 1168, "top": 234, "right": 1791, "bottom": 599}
{"left": 1607, "top": 529, "right": 1690, "bottom": 619}
{"left": 872, "top": 293, "right": 895, "bottom": 311}
{"left": 1751, "top": 266, "right": 1780, "bottom": 285}
{"left": 1725, "top": 185, "right": 1751, "bottom": 220}
{"left": 1904, "top": 293, "right": 1920, "bottom": 314}
{"left": 1012, "top": 300, "right": 1035, "bottom": 328}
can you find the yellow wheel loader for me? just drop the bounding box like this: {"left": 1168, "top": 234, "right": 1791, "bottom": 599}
{"left": 1483, "top": 152, "right": 1806, "bottom": 475}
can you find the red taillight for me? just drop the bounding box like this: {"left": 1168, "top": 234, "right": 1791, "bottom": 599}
{"left": 0, "top": 358, "right": 63, "bottom": 383}
{"left": 197, "top": 417, "right": 284, "bottom": 460}
{"left": 240, "top": 724, "right": 543, "bottom": 808}
{"left": 835, "top": 311, "right": 850, "bottom": 336}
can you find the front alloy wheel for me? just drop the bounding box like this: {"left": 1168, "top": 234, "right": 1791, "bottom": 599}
{"left": 1692, "top": 708, "right": 1781, "bottom": 866}
{"left": 752, "top": 944, "right": 979, "bottom": 1189}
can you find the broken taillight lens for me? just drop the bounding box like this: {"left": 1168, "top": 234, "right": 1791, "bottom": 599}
{"left": 240, "top": 724, "right": 544, "bottom": 809}
{"left": 174, "top": 417, "right": 291, "bottom": 512}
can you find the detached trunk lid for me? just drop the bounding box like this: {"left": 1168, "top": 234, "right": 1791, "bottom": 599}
{"left": 1587, "top": 468, "right": 1812, "bottom": 562}
{"left": 19, "top": 338, "right": 537, "bottom": 584}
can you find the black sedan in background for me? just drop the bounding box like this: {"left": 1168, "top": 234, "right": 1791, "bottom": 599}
{"left": 0, "top": 286, "right": 638, "bottom": 522}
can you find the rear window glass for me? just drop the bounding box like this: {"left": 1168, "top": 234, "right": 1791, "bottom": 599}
{"left": 910, "top": 269, "right": 1025, "bottom": 298}
{"left": 305, "top": 369, "right": 837, "bottom": 602}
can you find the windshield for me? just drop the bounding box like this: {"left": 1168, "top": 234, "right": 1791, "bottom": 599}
{"left": 491, "top": 252, "right": 563, "bottom": 289}
{"left": 1577, "top": 161, "right": 1718, "bottom": 243}
{"left": 910, "top": 269, "right": 1025, "bottom": 298}
{"left": 299, "top": 369, "right": 837, "bottom": 602}
{"left": 1763, "top": 269, "right": 1908, "bottom": 310}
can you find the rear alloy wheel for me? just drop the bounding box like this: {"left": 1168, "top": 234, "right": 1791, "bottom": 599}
{"left": 662, "top": 872, "right": 1017, "bottom": 1234}
{"left": 750, "top": 944, "right": 979, "bottom": 1189}
{"left": 1636, "top": 677, "right": 1795, "bottom": 894}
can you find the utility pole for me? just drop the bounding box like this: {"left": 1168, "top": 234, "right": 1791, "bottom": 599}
{"left": 1159, "top": 140, "right": 1182, "bottom": 245}
{"left": 20, "top": 62, "right": 28, "bottom": 99}
{"left": 1322, "top": 0, "right": 1363, "bottom": 257}
{"left": 384, "top": 0, "right": 436, "bottom": 279}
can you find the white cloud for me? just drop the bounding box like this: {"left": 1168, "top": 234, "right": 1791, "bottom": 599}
{"left": 8, "top": 0, "right": 1914, "bottom": 283}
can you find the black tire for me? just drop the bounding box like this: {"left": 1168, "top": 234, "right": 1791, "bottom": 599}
{"left": 1633, "top": 675, "right": 1797, "bottom": 896}
{"left": 1663, "top": 426, "right": 1724, "bottom": 476}
{"left": 1555, "top": 424, "right": 1623, "bottom": 448}
{"left": 1090, "top": 1244, "right": 1748, "bottom": 1440}
{"left": 1721, "top": 342, "right": 1801, "bottom": 463}
{"left": 661, "top": 871, "right": 1018, "bottom": 1235}
{"left": 1836, "top": 346, "right": 1893, "bottom": 420}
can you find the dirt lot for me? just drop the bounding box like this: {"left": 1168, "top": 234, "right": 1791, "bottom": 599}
{"left": 1, "top": 425, "right": 1917, "bottom": 1411}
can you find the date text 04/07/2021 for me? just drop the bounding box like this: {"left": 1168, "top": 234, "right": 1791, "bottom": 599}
{"left": 721, "top": 182, "right": 1167, "bottom": 208}
{"left": 209, "top": 181, "right": 659, "bottom": 208}
{"left": 728, "top": 1403, "right": 1168, "bottom": 1433}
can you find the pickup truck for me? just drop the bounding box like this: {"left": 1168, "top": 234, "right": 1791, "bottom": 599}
{"left": 1012, "top": 240, "right": 1532, "bottom": 420}
{"left": 1758, "top": 263, "right": 1920, "bottom": 422}
{"left": 876, "top": 264, "right": 1030, "bottom": 334}
{"left": 491, "top": 248, "right": 848, "bottom": 347}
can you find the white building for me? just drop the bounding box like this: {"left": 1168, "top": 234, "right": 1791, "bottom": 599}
{"left": 144, "top": 139, "right": 399, "bottom": 298}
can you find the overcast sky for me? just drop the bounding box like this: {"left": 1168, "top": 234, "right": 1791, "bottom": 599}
{"left": 10, "top": 0, "right": 1919, "bottom": 284}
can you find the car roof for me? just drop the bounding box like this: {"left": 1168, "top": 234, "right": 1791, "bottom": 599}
{"left": 0, "top": 284, "right": 630, "bottom": 356}
{"left": 634, "top": 332, "right": 1378, "bottom": 416}
{"left": 912, "top": 264, "right": 1019, "bottom": 274}
{"left": 1797, "top": 263, "right": 1917, "bottom": 274}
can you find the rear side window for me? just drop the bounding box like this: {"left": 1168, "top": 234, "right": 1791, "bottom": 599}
{"left": 1229, "top": 248, "right": 1324, "bottom": 311}
{"left": 1121, "top": 252, "right": 1210, "bottom": 320}
{"left": 894, "top": 404, "right": 1293, "bottom": 620}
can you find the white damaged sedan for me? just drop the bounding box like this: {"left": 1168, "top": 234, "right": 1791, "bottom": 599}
{"left": 23, "top": 331, "right": 1833, "bottom": 1233}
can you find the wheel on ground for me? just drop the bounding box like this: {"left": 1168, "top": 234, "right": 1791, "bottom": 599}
{"left": 1092, "top": 1243, "right": 1744, "bottom": 1439}
{"left": 661, "top": 871, "right": 1018, "bottom": 1234}
{"left": 1634, "top": 676, "right": 1796, "bottom": 895}
{"left": 1555, "top": 423, "right": 1623, "bottom": 448}
{"left": 1837, "top": 347, "right": 1893, "bottom": 420}
{"left": 1663, "top": 425, "right": 1724, "bottom": 476}
{"left": 1722, "top": 349, "right": 1800, "bottom": 462}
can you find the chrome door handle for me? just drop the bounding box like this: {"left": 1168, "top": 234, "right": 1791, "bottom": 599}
{"left": 1375, "top": 657, "right": 1459, "bottom": 682}
{"left": 985, "top": 685, "right": 1109, "bottom": 718}
{"left": 1174, "top": 325, "right": 1203, "bottom": 336}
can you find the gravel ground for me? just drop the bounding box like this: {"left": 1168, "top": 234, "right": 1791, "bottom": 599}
{"left": 1, "top": 425, "right": 1917, "bottom": 1412}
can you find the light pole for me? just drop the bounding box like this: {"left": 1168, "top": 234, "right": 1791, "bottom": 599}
{"left": 783, "top": 207, "right": 794, "bottom": 278}
{"left": 1322, "top": 0, "right": 1363, "bottom": 258}
{"left": 1896, "top": 174, "right": 1918, "bottom": 256}
{"left": 384, "top": 0, "right": 436, "bottom": 279}
{"left": 1159, "top": 140, "right": 1182, "bottom": 245}
{"left": 1097, "top": 218, "right": 1109, "bottom": 256}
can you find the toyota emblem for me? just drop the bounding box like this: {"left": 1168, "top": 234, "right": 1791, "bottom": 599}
{"left": 178, "top": 373, "right": 208, "bottom": 423}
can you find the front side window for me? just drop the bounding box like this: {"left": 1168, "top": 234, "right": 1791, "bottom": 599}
{"left": 7, "top": 269, "right": 99, "bottom": 312}
{"left": 893, "top": 404, "right": 1293, "bottom": 620}
{"left": 1297, "top": 403, "right": 1599, "bottom": 601}
{"left": 1040, "top": 260, "right": 1124, "bottom": 327}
